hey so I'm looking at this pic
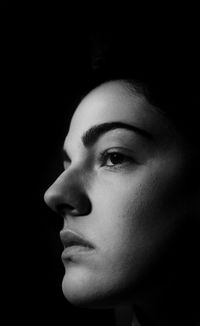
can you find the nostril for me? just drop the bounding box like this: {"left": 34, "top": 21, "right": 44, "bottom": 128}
{"left": 56, "top": 203, "right": 74, "bottom": 216}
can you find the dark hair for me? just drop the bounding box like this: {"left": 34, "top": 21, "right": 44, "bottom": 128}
{"left": 86, "top": 30, "right": 200, "bottom": 148}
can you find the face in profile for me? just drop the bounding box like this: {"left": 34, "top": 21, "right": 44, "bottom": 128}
{"left": 44, "top": 80, "right": 192, "bottom": 309}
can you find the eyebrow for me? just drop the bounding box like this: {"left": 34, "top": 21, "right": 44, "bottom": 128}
{"left": 81, "top": 121, "right": 153, "bottom": 147}
{"left": 62, "top": 121, "right": 153, "bottom": 161}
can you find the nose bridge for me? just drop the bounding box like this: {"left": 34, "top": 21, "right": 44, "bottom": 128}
{"left": 52, "top": 168, "right": 81, "bottom": 194}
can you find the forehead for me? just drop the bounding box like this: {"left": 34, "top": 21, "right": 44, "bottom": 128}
{"left": 64, "top": 81, "right": 171, "bottom": 147}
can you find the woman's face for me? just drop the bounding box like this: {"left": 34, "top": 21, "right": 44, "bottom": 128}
{"left": 44, "top": 81, "right": 191, "bottom": 308}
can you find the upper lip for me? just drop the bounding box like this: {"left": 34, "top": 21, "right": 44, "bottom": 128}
{"left": 60, "top": 229, "right": 95, "bottom": 249}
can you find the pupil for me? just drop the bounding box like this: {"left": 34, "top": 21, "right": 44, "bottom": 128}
{"left": 110, "top": 153, "right": 124, "bottom": 164}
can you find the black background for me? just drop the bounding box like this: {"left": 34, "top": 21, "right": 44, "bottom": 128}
{"left": 1, "top": 12, "right": 114, "bottom": 325}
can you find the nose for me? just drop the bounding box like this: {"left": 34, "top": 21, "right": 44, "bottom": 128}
{"left": 44, "top": 169, "right": 92, "bottom": 217}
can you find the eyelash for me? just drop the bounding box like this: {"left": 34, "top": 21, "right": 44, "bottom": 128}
{"left": 63, "top": 149, "right": 135, "bottom": 171}
{"left": 99, "top": 149, "right": 134, "bottom": 170}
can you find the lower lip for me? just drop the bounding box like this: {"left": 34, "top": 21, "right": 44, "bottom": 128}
{"left": 61, "top": 245, "right": 95, "bottom": 260}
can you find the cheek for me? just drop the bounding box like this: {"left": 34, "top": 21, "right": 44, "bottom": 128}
{"left": 62, "top": 160, "right": 187, "bottom": 308}
{"left": 91, "top": 167, "right": 184, "bottom": 272}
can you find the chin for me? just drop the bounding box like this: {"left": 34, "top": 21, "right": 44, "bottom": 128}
{"left": 61, "top": 267, "right": 137, "bottom": 309}
{"left": 61, "top": 267, "right": 103, "bottom": 308}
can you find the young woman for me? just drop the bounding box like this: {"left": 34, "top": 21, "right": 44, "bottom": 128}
{"left": 44, "top": 32, "right": 200, "bottom": 326}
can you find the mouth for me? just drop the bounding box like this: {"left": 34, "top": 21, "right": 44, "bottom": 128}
{"left": 60, "top": 229, "right": 95, "bottom": 260}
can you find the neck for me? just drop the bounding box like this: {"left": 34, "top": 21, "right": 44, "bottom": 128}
{"left": 115, "top": 299, "right": 200, "bottom": 326}
{"left": 133, "top": 286, "right": 199, "bottom": 326}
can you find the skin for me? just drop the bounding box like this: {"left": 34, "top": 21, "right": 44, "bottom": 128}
{"left": 44, "top": 80, "right": 199, "bottom": 325}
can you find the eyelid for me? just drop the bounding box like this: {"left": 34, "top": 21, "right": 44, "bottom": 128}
{"left": 99, "top": 147, "right": 137, "bottom": 168}
{"left": 100, "top": 147, "right": 135, "bottom": 158}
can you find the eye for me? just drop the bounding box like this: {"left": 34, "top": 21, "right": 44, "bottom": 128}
{"left": 100, "top": 150, "right": 133, "bottom": 168}
{"left": 106, "top": 153, "right": 127, "bottom": 166}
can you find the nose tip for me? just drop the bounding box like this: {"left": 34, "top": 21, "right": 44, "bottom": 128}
{"left": 43, "top": 178, "right": 92, "bottom": 217}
